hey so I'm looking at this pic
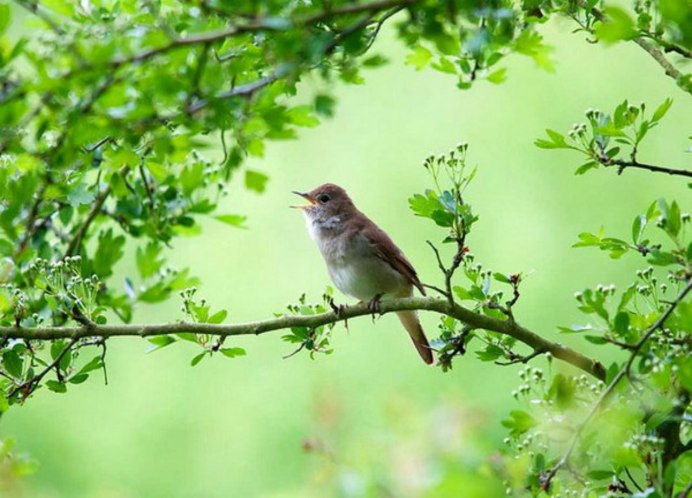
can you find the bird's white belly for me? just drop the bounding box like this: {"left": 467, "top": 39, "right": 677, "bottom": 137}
{"left": 326, "top": 253, "right": 408, "bottom": 301}
{"left": 307, "top": 216, "right": 410, "bottom": 301}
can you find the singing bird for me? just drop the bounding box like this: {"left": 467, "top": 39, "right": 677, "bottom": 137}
{"left": 292, "top": 183, "right": 433, "bottom": 364}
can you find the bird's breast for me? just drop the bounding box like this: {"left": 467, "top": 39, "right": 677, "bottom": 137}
{"left": 312, "top": 229, "right": 409, "bottom": 301}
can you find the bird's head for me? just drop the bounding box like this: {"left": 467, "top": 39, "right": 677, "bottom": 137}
{"left": 291, "top": 183, "right": 356, "bottom": 224}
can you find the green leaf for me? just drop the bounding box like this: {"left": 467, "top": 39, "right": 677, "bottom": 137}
{"left": 632, "top": 214, "right": 646, "bottom": 243}
{"left": 361, "top": 54, "right": 388, "bottom": 67}
{"left": 595, "top": 6, "right": 636, "bottom": 43}
{"left": 573, "top": 232, "right": 601, "bottom": 247}
{"left": 679, "top": 356, "right": 692, "bottom": 391}
{"left": 146, "top": 335, "right": 176, "bottom": 353}
{"left": 190, "top": 352, "right": 207, "bottom": 366}
{"left": 0, "top": 4, "right": 11, "bottom": 37}
{"left": 244, "top": 170, "right": 269, "bottom": 193}
{"left": 287, "top": 105, "right": 319, "bottom": 127}
{"left": 208, "top": 310, "right": 227, "bottom": 324}
{"left": 587, "top": 470, "right": 614, "bottom": 480}
{"left": 220, "top": 347, "right": 246, "bottom": 358}
{"left": 535, "top": 129, "right": 572, "bottom": 149}
{"left": 666, "top": 200, "right": 682, "bottom": 237}
{"left": 67, "top": 183, "right": 96, "bottom": 207}
{"left": 651, "top": 98, "right": 673, "bottom": 122}
{"left": 46, "top": 380, "right": 67, "bottom": 393}
{"left": 405, "top": 46, "right": 433, "bottom": 70}
{"left": 486, "top": 68, "right": 507, "bottom": 84}
{"left": 493, "top": 272, "right": 510, "bottom": 283}
{"left": 575, "top": 161, "right": 599, "bottom": 175}
{"left": 613, "top": 311, "right": 630, "bottom": 335}
{"left": 136, "top": 242, "right": 164, "bottom": 279}
{"left": 432, "top": 56, "right": 457, "bottom": 75}
{"left": 180, "top": 162, "right": 204, "bottom": 195}
{"left": 548, "top": 374, "right": 576, "bottom": 409}
{"left": 501, "top": 410, "right": 535, "bottom": 436}
{"left": 409, "top": 190, "right": 443, "bottom": 218}
{"left": 475, "top": 344, "right": 504, "bottom": 361}
{"left": 77, "top": 356, "right": 103, "bottom": 375}
{"left": 557, "top": 324, "right": 593, "bottom": 334}
{"left": 314, "top": 94, "right": 335, "bottom": 117}
{"left": 648, "top": 250, "right": 677, "bottom": 266}
{"left": 214, "top": 214, "right": 247, "bottom": 228}
{"left": 92, "top": 229, "right": 126, "bottom": 278}
{"left": 69, "top": 373, "right": 89, "bottom": 384}
{"left": 2, "top": 350, "right": 23, "bottom": 378}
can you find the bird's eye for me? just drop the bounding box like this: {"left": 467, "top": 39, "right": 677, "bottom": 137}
{"left": 318, "top": 194, "right": 330, "bottom": 204}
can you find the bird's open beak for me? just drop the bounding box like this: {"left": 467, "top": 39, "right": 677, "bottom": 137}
{"left": 290, "top": 191, "right": 316, "bottom": 209}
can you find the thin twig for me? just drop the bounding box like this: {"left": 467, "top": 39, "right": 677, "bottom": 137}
{"left": 64, "top": 166, "right": 130, "bottom": 257}
{"left": 7, "top": 337, "right": 79, "bottom": 400}
{"left": 495, "top": 348, "right": 545, "bottom": 366}
{"left": 602, "top": 158, "right": 692, "bottom": 178}
{"left": 11, "top": 0, "right": 65, "bottom": 34}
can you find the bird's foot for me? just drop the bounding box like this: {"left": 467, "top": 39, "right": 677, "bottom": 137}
{"left": 328, "top": 297, "right": 349, "bottom": 330}
{"left": 367, "top": 294, "right": 384, "bottom": 321}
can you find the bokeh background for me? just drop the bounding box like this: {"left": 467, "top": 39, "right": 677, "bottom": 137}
{"left": 2, "top": 13, "right": 691, "bottom": 498}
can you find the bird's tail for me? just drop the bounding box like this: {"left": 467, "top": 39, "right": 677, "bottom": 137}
{"left": 396, "top": 310, "right": 434, "bottom": 365}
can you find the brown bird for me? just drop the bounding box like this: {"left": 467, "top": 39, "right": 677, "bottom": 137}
{"left": 292, "top": 183, "right": 433, "bottom": 364}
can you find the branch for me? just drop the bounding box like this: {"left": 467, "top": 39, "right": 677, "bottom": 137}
{"left": 541, "top": 279, "right": 692, "bottom": 489}
{"left": 76, "top": 0, "right": 418, "bottom": 71}
{"left": 11, "top": 0, "right": 65, "bottom": 34}
{"left": 632, "top": 37, "right": 686, "bottom": 85}
{"left": 64, "top": 167, "right": 130, "bottom": 257}
{"left": 186, "top": 65, "right": 292, "bottom": 114}
{"left": 0, "top": 296, "right": 605, "bottom": 380}
{"left": 602, "top": 158, "right": 692, "bottom": 178}
{"left": 495, "top": 348, "right": 545, "bottom": 366}
{"left": 579, "top": 5, "right": 689, "bottom": 92}
{"left": 7, "top": 337, "right": 78, "bottom": 400}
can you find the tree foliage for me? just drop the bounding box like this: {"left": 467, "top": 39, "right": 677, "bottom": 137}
{"left": 0, "top": 0, "right": 690, "bottom": 496}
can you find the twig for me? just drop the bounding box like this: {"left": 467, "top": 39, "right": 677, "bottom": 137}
{"left": 422, "top": 283, "right": 449, "bottom": 297}
{"left": 11, "top": 0, "right": 65, "bottom": 34}
{"left": 7, "top": 337, "right": 79, "bottom": 400}
{"left": 426, "top": 239, "right": 466, "bottom": 306}
{"left": 64, "top": 166, "right": 129, "bottom": 257}
{"left": 495, "top": 348, "right": 545, "bottom": 366}
{"left": 186, "top": 65, "right": 292, "bottom": 114}
{"left": 282, "top": 341, "right": 307, "bottom": 359}
{"left": 575, "top": 3, "right": 689, "bottom": 93}
{"left": 602, "top": 158, "right": 692, "bottom": 178}
{"left": 679, "top": 480, "right": 692, "bottom": 498}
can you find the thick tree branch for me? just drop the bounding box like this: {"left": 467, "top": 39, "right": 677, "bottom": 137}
{"left": 0, "top": 296, "right": 606, "bottom": 380}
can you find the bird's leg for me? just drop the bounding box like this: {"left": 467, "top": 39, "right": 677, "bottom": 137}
{"left": 367, "top": 293, "right": 384, "bottom": 321}
{"left": 328, "top": 296, "right": 349, "bottom": 330}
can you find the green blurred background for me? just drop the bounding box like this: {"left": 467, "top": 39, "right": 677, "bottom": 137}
{"left": 2, "top": 15, "right": 691, "bottom": 498}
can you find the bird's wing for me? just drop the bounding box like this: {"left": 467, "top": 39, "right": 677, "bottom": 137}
{"left": 358, "top": 217, "right": 427, "bottom": 296}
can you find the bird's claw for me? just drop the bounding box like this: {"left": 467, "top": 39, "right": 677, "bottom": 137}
{"left": 328, "top": 297, "right": 349, "bottom": 330}
{"left": 367, "top": 294, "right": 383, "bottom": 321}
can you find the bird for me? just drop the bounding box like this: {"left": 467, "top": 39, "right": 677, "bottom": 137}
{"left": 292, "top": 183, "right": 433, "bottom": 364}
